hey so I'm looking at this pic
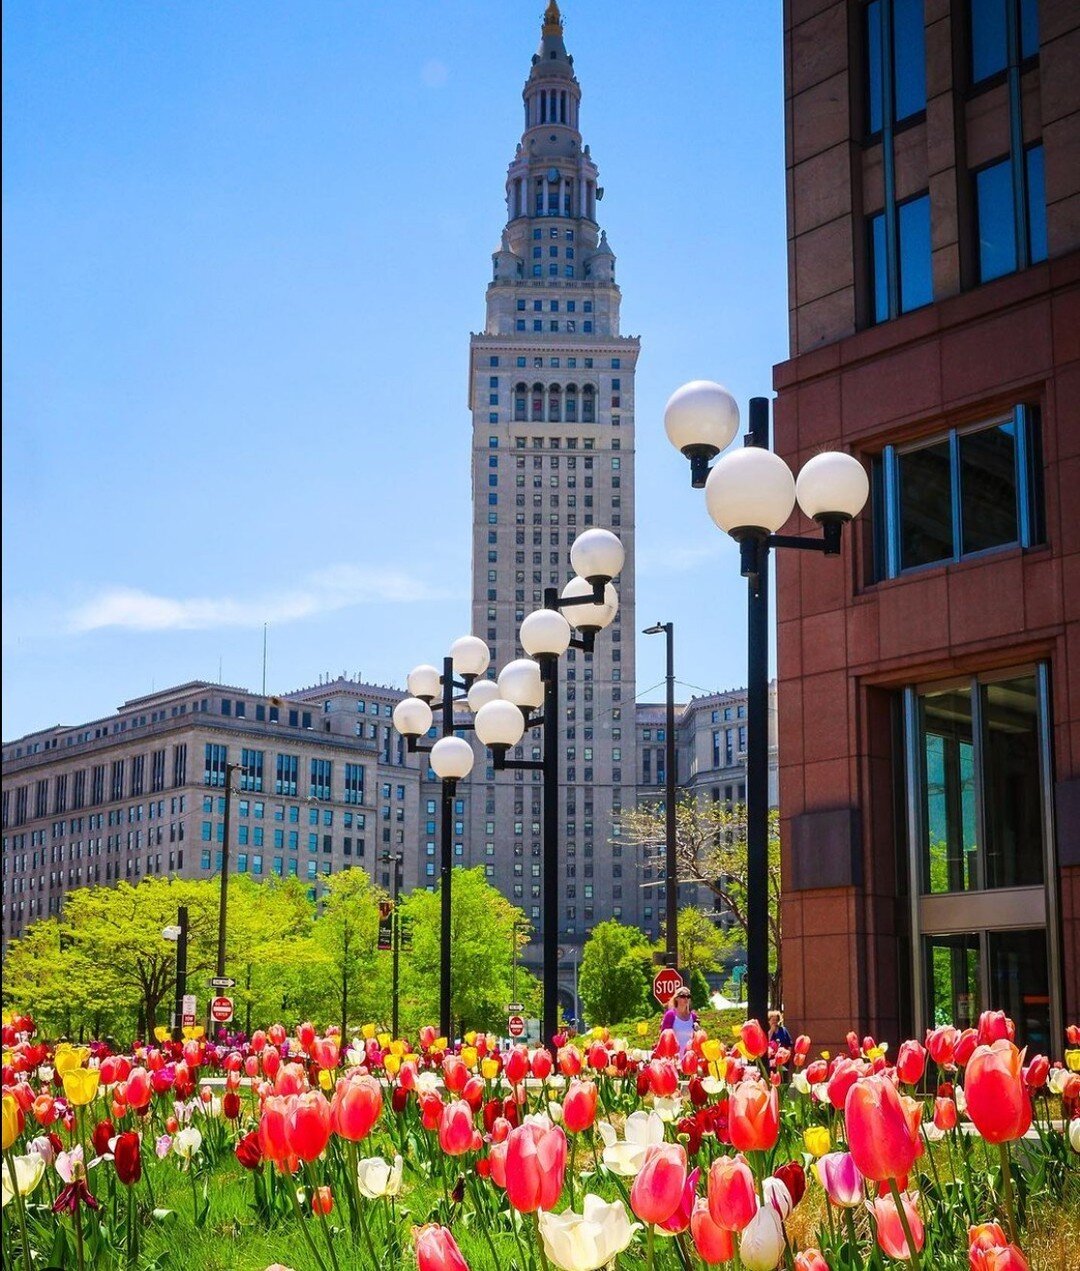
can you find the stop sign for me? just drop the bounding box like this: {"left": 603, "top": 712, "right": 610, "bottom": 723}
{"left": 653, "top": 968, "right": 683, "bottom": 1005}
{"left": 211, "top": 995, "right": 234, "bottom": 1024}
{"left": 507, "top": 1014, "right": 525, "bottom": 1038}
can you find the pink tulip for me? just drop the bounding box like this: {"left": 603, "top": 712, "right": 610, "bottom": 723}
{"left": 868, "top": 1191, "right": 924, "bottom": 1261}
{"left": 707, "top": 1153, "right": 758, "bottom": 1231}
{"left": 415, "top": 1223, "right": 470, "bottom": 1271}
{"left": 691, "top": 1196, "right": 735, "bottom": 1264}
{"left": 438, "top": 1100, "right": 475, "bottom": 1157}
{"left": 816, "top": 1152, "right": 863, "bottom": 1208}
{"left": 795, "top": 1252, "right": 831, "bottom": 1271}
{"left": 504, "top": 1118, "right": 566, "bottom": 1213}
{"left": 630, "top": 1143, "right": 688, "bottom": 1226}
{"left": 896, "top": 1040, "right": 926, "bottom": 1086}
{"left": 658, "top": 1165, "right": 700, "bottom": 1235}
{"left": 844, "top": 1076, "right": 920, "bottom": 1183}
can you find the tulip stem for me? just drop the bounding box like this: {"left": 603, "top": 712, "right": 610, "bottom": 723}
{"left": 73, "top": 1192, "right": 86, "bottom": 1271}
{"left": 356, "top": 1197, "right": 380, "bottom": 1271}
{"left": 4, "top": 1150, "right": 34, "bottom": 1271}
{"left": 886, "top": 1178, "right": 922, "bottom": 1271}
{"left": 468, "top": 1174, "right": 503, "bottom": 1271}
{"left": 997, "top": 1143, "right": 1018, "bottom": 1246}
{"left": 305, "top": 1164, "right": 342, "bottom": 1271}
{"left": 533, "top": 1209, "right": 553, "bottom": 1271}
{"left": 645, "top": 1222, "right": 656, "bottom": 1271}
{"left": 285, "top": 1171, "right": 330, "bottom": 1271}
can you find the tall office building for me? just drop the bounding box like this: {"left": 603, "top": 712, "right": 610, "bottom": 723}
{"left": 467, "top": 2, "right": 641, "bottom": 1006}
{"left": 774, "top": 0, "right": 1078, "bottom": 1052}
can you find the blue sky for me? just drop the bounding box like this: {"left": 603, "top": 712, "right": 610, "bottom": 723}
{"left": 2, "top": 1, "right": 787, "bottom": 741}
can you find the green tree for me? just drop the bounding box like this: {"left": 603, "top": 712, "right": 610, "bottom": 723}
{"left": 615, "top": 798, "right": 783, "bottom": 1007}
{"left": 305, "top": 868, "right": 388, "bottom": 1039}
{"left": 672, "top": 905, "right": 732, "bottom": 980}
{"left": 578, "top": 920, "right": 653, "bottom": 1027}
{"left": 398, "top": 868, "right": 537, "bottom": 1038}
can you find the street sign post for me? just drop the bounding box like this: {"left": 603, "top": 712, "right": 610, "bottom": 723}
{"left": 506, "top": 1003, "right": 525, "bottom": 1015}
{"left": 210, "top": 977, "right": 236, "bottom": 989}
{"left": 211, "top": 996, "right": 234, "bottom": 1024}
{"left": 507, "top": 1015, "right": 526, "bottom": 1038}
{"left": 652, "top": 967, "right": 683, "bottom": 1005}
{"left": 181, "top": 993, "right": 197, "bottom": 1028}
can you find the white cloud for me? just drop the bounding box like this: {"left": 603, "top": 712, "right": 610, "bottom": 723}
{"left": 68, "top": 565, "right": 457, "bottom": 634}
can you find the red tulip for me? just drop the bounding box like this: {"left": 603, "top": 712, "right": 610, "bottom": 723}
{"left": 647, "top": 1058, "right": 678, "bottom": 1098}
{"left": 235, "top": 1129, "right": 262, "bottom": 1170}
{"left": 92, "top": 1120, "right": 115, "bottom": 1158}
{"left": 691, "top": 1195, "right": 735, "bottom": 1264}
{"left": 631, "top": 1143, "right": 688, "bottom": 1225}
{"left": 1023, "top": 1055, "right": 1049, "bottom": 1090}
{"left": 896, "top": 1040, "right": 926, "bottom": 1086}
{"left": 274, "top": 1062, "right": 306, "bottom": 1096}
{"left": 418, "top": 1025, "right": 437, "bottom": 1050}
{"left": 586, "top": 1042, "right": 609, "bottom": 1070}
{"left": 965, "top": 1041, "right": 1032, "bottom": 1144}
{"left": 562, "top": 1079, "right": 598, "bottom": 1134}
{"left": 462, "top": 1076, "right": 485, "bottom": 1112}
{"left": 805, "top": 1059, "right": 828, "bottom": 1085}
{"left": 251, "top": 1029, "right": 267, "bottom": 1053}
{"left": 441, "top": 1055, "right": 467, "bottom": 1093}
{"left": 728, "top": 1081, "right": 779, "bottom": 1153}
{"left": 794, "top": 1251, "right": 831, "bottom": 1271}
{"left": 330, "top": 1073, "right": 382, "bottom": 1142}
{"left": 844, "top": 1076, "right": 919, "bottom": 1183}
{"left": 969, "top": 1245, "right": 1030, "bottom": 1270}
{"left": 113, "top": 1132, "right": 142, "bottom": 1186}
{"left": 311, "top": 1186, "right": 333, "bottom": 1215}
{"left": 530, "top": 1048, "right": 552, "bottom": 1080}
{"left": 926, "top": 1025, "right": 958, "bottom": 1067}
{"left": 657, "top": 1164, "right": 699, "bottom": 1235}
{"left": 868, "top": 1191, "right": 924, "bottom": 1261}
{"left": 285, "top": 1091, "right": 331, "bottom": 1162}
{"left": 262, "top": 1046, "right": 281, "bottom": 1078}
{"left": 125, "top": 1067, "right": 152, "bottom": 1111}
{"left": 420, "top": 1093, "right": 445, "bottom": 1131}
{"left": 438, "top": 1100, "right": 475, "bottom": 1156}
{"left": 707, "top": 1153, "right": 758, "bottom": 1231}
{"left": 977, "top": 1012, "right": 1014, "bottom": 1045}
{"left": 222, "top": 1091, "right": 241, "bottom": 1120}
{"left": 258, "top": 1095, "right": 297, "bottom": 1173}
{"left": 504, "top": 1046, "right": 529, "bottom": 1085}
{"left": 826, "top": 1058, "right": 867, "bottom": 1110}
{"left": 312, "top": 1038, "right": 339, "bottom": 1070}
{"left": 504, "top": 1118, "right": 567, "bottom": 1213}
{"left": 297, "top": 1021, "right": 316, "bottom": 1052}
{"left": 32, "top": 1095, "right": 57, "bottom": 1126}
{"left": 773, "top": 1159, "right": 806, "bottom": 1208}
{"left": 954, "top": 1029, "right": 978, "bottom": 1066}
{"left": 741, "top": 1019, "right": 768, "bottom": 1059}
{"left": 933, "top": 1097, "right": 957, "bottom": 1131}
{"left": 415, "top": 1224, "right": 470, "bottom": 1271}
{"left": 655, "top": 1028, "right": 679, "bottom": 1059}
{"left": 558, "top": 1046, "right": 582, "bottom": 1078}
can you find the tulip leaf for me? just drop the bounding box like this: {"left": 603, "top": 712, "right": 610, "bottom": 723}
{"left": 151, "top": 1207, "right": 177, "bottom": 1223}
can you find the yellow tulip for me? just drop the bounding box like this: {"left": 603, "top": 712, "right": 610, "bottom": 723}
{"left": 153, "top": 1026, "right": 170, "bottom": 1043}
{"left": 389, "top": 1040, "right": 406, "bottom": 1057}
{"left": 433, "top": 1037, "right": 448, "bottom": 1052}
{"left": 318, "top": 1068, "right": 333, "bottom": 1091}
{"left": 182, "top": 1026, "right": 205, "bottom": 1041}
{"left": 702, "top": 1039, "right": 723, "bottom": 1063}
{"left": 377, "top": 1033, "right": 391, "bottom": 1050}
{"left": 464, "top": 1031, "right": 477, "bottom": 1046}
{"left": 866, "top": 1044, "right": 887, "bottom": 1061}
{"left": 481, "top": 1058, "right": 500, "bottom": 1081}
{"left": 1066, "top": 1049, "right": 1080, "bottom": 1074}
{"left": 62, "top": 1068, "right": 100, "bottom": 1107}
{"left": 361, "top": 1023, "right": 376, "bottom": 1040}
{"left": 383, "top": 1054, "right": 401, "bottom": 1077}
{"left": 803, "top": 1126, "right": 831, "bottom": 1157}
{"left": 2, "top": 1095, "right": 20, "bottom": 1151}
{"left": 820, "top": 1051, "right": 831, "bottom": 1061}
{"left": 591, "top": 1027, "right": 604, "bottom": 1041}
{"left": 636, "top": 1022, "right": 649, "bottom": 1037}
{"left": 403, "top": 1053, "right": 419, "bottom": 1066}
{"left": 54, "top": 1045, "right": 90, "bottom": 1076}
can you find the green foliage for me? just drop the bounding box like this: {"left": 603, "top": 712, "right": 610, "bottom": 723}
{"left": 577, "top": 919, "right": 653, "bottom": 1027}
{"left": 397, "top": 868, "right": 538, "bottom": 1038}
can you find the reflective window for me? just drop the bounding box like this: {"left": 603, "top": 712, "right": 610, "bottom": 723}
{"left": 868, "top": 193, "right": 932, "bottom": 323}
{"left": 975, "top": 158, "right": 1016, "bottom": 281}
{"left": 969, "top": 0, "right": 1039, "bottom": 84}
{"left": 864, "top": 0, "right": 926, "bottom": 135}
{"left": 898, "top": 439, "right": 953, "bottom": 569}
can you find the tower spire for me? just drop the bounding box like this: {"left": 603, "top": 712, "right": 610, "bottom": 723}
{"left": 542, "top": 2, "right": 563, "bottom": 37}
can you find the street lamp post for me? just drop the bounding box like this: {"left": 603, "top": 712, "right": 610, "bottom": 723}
{"left": 395, "top": 528, "right": 623, "bottom": 1055}
{"left": 216, "top": 762, "right": 242, "bottom": 983}
{"left": 381, "top": 848, "right": 404, "bottom": 1039}
{"left": 643, "top": 622, "right": 678, "bottom": 969}
{"left": 394, "top": 638, "right": 486, "bottom": 1041}
{"left": 163, "top": 906, "right": 189, "bottom": 1043}
{"left": 664, "top": 381, "right": 869, "bottom": 1026}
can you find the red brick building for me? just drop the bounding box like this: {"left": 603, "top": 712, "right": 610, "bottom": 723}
{"left": 773, "top": 0, "right": 1078, "bottom": 1052}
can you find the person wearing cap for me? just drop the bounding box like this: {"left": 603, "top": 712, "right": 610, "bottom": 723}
{"left": 660, "top": 986, "right": 698, "bottom": 1056}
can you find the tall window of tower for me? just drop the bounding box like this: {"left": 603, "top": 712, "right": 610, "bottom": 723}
{"left": 535, "top": 178, "right": 544, "bottom": 214}
{"left": 514, "top": 384, "right": 527, "bottom": 421}
{"left": 582, "top": 385, "right": 596, "bottom": 423}
{"left": 548, "top": 385, "right": 562, "bottom": 422}
{"left": 565, "top": 385, "right": 578, "bottom": 422}
{"left": 531, "top": 384, "right": 544, "bottom": 422}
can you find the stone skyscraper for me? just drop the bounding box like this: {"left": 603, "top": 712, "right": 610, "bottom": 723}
{"left": 467, "top": 3, "right": 640, "bottom": 1010}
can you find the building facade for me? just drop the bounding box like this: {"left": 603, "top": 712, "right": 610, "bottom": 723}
{"left": 466, "top": 2, "right": 642, "bottom": 1002}
{"left": 775, "top": 0, "right": 1079, "bottom": 1052}
{"left": 1, "top": 677, "right": 422, "bottom": 948}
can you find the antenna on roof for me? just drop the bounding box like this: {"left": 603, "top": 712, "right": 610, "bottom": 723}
{"left": 262, "top": 623, "right": 268, "bottom": 696}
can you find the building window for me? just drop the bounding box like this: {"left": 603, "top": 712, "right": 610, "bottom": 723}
{"left": 203, "top": 744, "right": 227, "bottom": 788}
{"left": 868, "top": 192, "right": 931, "bottom": 323}
{"left": 873, "top": 406, "right": 1042, "bottom": 578}
{"left": 275, "top": 754, "right": 299, "bottom": 798}
{"left": 905, "top": 666, "right": 1054, "bottom": 1051}
{"left": 864, "top": 0, "right": 926, "bottom": 136}
{"left": 240, "top": 749, "right": 264, "bottom": 793}
{"left": 968, "top": 0, "right": 1039, "bottom": 85}
{"left": 973, "top": 145, "right": 1046, "bottom": 284}
{"left": 343, "top": 763, "right": 364, "bottom": 805}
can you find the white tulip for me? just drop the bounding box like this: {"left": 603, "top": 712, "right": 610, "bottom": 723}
{"left": 1069, "top": 1119, "right": 1080, "bottom": 1154}
{"left": 599, "top": 1111, "right": 665, "bottom": 1177}
{"left": 356, "top": 1153, "right": 403, "bottom": 1199}
{"left": 548, "top": 1101, "right": 565, "bottom": 1123}
{"left": 1, "top": 1153, "right": 46, "bottom": 1208}
{"left": 1048, "top": 1068, "right": 1069, "bottom": 1096}
{"left": 791, "top": 1072, "right": 811, "bottom": 1095}
{"left": 172, "top": 1127, "right": 202, "bottom": 1161}
{"left": 762, "top": 1176, "right": 792, "bottom": 1219}
{"left": 739, "top": 1205, "right": 785, "bottom": 1271}
{"left": 538, "top": 1194, "right": 641, "bottom": 1271}
{"left": 652, "top": 1096, "right": 683, "bottom": 1123}
{"left": 415, "top": 1071, "right": 441, "bottom": 1096}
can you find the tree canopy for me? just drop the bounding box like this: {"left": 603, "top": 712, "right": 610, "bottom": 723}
{"left": 577, "top": 919, "right": 653, "bottom": 1027}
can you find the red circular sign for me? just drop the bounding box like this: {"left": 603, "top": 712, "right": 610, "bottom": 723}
{"left": 507, "top": 1014, "right": 525, "bottom": 1038}
{"left": 652, "top": 968, "right": 683, "bottom": 1005}
{"left": 211, "top": 996, "right": 234, "bottom": 1023}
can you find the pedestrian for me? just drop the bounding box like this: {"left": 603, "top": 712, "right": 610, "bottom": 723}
{"left": 660, "top": 985, "right": 699, "bottom": 1056}
{"left": 767, "top": 1009, "right": 792, "bottom": 1049}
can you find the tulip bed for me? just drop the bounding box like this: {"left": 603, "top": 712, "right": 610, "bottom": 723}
{"left": 3, "top": 1012, "right": 1079, "bottom": 1271}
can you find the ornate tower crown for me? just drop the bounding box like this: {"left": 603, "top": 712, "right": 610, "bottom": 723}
{"left": 542, "top": 1, "right": 563, "bottom": 37}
